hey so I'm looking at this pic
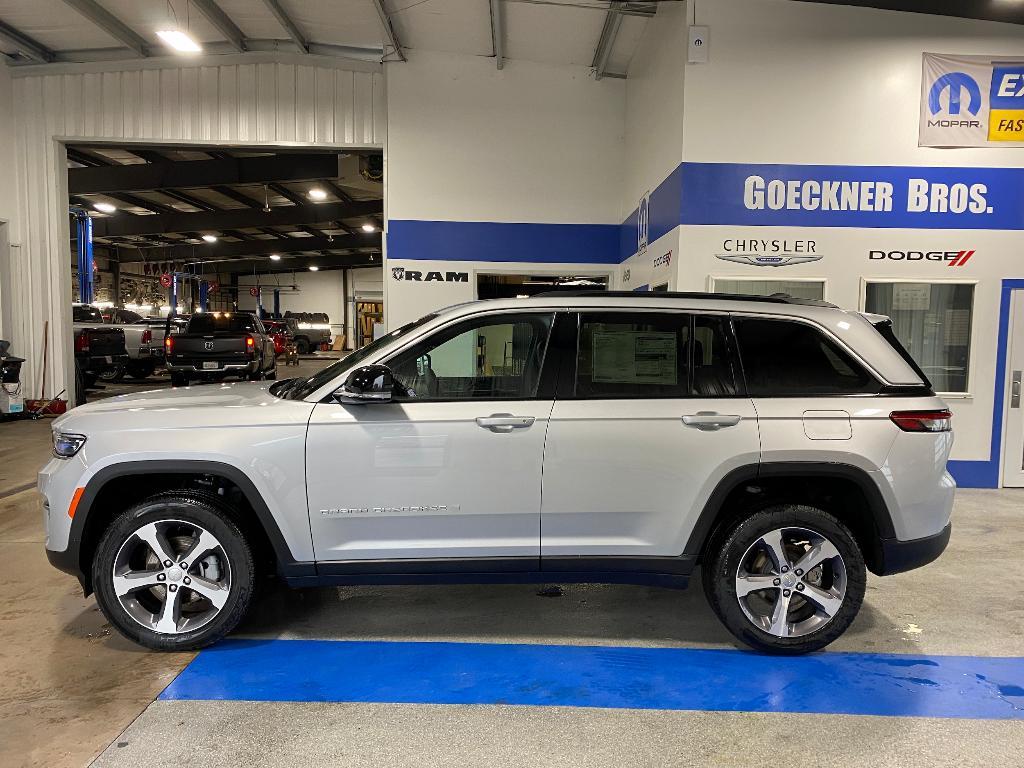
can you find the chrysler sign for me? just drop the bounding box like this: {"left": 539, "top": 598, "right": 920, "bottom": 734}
{"left": 716, "top": 238, "right": 822, "bottom": 267}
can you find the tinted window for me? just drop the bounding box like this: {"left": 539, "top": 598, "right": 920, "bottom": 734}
{"left": 692, "top": 315, "right": 739, "bottom": 397}
{"left": 734, "top": 317, "right": 877, "bottom": 396}
{"left": 73, "top": 305, "right": 103, "bottom": 323}
{"left": 186, "top": 313, "right": 260, "bottom": 334}
{"left": 388, "top": 313, "right": 554, "bottom": 400}
{"left": 576, "top": 312, "right": 690, "bottom": 398}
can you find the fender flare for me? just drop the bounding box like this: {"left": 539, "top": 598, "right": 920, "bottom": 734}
{"left": 68, "top": 459, "right": 311, "bottom": 583}
{"left": 682, "top": 461, "right": 897, "bottom": 557}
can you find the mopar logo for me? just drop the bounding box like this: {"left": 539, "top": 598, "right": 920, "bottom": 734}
{"left": 637, "top": 192, "right": 650, "bottom": 254}
{"left": 869, "top": 249, "right": 976, "bottom": 267}
{"left": 929, "top": 72, "right": 982, "bottom": 116}
{"left": 392, "top": 269, "right": 469, "bottom": 283}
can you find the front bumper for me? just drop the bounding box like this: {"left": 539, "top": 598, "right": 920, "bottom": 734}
{"left": 876, "top": 523, "right": 951, "bottom": 575}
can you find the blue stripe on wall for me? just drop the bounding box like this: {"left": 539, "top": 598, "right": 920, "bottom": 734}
{"left": 161, "top": 639, "right": 1024, "bottom": 720}
{"left": 387, "top": 220, "right": 620, "bottom": 264}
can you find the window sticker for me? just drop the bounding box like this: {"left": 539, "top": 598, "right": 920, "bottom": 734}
{"left": 592, "top": 331, "right": 678, "bottom": 385}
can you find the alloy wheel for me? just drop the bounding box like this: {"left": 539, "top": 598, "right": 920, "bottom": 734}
{"left": 111, "top": 519, "right": 232, "bottom": 635}
{"left": 734, "top": 526, "right": 848, "bottom": 638}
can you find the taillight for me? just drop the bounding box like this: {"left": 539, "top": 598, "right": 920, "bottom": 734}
{"left": 74, "top": 334, "right": 89, "bottom": 353}
{"left": 246, "top": 335, "right": 255, "bottom": 354}
{"left": 164, "top": 336, "right": 173, "bottom": 354}
{"left": 141, "top": 329, "right": 152, "bottom": 344}
{"left": 890, "top": 410, "right": 952, "bottom": 432}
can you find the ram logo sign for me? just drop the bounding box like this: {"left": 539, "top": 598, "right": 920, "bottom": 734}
{"left": 921, "top": 54, "right": 1024, "bottom": 147}
{"left": 392, "top": 268, "right": 469, "bottom": 283}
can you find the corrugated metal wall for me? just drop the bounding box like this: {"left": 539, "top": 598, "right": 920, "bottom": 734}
{"left": 7, "top": 58, "right": 384, "bottom": 404}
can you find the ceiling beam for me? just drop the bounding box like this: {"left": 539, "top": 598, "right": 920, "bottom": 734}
{"left": 371, "top": 0, "right": 405, "bottom": 62}
{"left": 489, "top": 0, "right": 504, "bottom": 70}
{"left": 68, "top": 153, "right": 341, "bottom": 194}
{"left": 92, "top": 200, "right": 381, "bottom": 237}
{"left": 185, "top": 253, "right": 378, "bottom": 274}
{"left": 59, "top": 0, "right": 150, "bottom": 58}
{"left": 115, "top": 232, "right": 381, "bottom": 262}
{"left": 190, "top": 0, "right": 248, "bottom": 53}
{"left": 591, "top": 1, "right": 624, "bottom": 81}
{"left": 0, "top": 19, "right": 56, "bottom": 63}
{"left": 261, "top": 0, "right": 308, "bottom": 53}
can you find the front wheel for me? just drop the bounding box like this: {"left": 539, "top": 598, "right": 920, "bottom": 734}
{"left": 294, "top": 337, "right": 310, "bottom": 355}
{"left": 91, "top": 494, "right": 254, "bottom": 651}
{"left": 704, "top": 505, "right": 866, "bottom": 654}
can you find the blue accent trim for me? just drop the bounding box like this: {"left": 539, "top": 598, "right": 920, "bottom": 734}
{"left": 387, "top": 220, "right": 620, "bottom": 264}
{"left": 620, "top": 166, "right": 683, "bottom": 262}
{"left": 161, "top": 639, "right": 1024, "bottom": 719}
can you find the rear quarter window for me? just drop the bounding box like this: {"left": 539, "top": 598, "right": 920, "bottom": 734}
{"left": 733, "top": 317, "right": 879, "bottom": 396}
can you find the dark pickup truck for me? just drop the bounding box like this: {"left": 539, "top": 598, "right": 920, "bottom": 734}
{"left": 164, "top": 311, "right": 277, "bottom": 387}
{"left": 72, "top": 304, "right": 129, "bottom": 387}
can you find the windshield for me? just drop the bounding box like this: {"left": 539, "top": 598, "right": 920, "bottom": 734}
{"left": 277, "top": 314, "right": 438, "bottom": 400}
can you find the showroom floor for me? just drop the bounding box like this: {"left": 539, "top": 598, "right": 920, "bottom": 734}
{"left": 2, "top": 371, "right": 1023, "bottom": 766}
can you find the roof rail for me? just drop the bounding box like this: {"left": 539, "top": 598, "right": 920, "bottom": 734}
{"left": 530, "top": 290, "right": 837, "bottom": 308}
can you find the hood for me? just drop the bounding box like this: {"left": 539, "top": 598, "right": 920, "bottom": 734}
{"left": 53, "top": 381, "right": 304, "bottom": 432}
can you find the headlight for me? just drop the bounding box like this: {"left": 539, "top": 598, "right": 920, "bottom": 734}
{"left": 53, "top": 432, "right": 87, "bottom": 458}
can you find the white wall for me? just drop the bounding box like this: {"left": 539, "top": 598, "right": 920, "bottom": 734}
{"left": 0, "top": 64, "right": 14, "bottom": 343}
{"left": 2, "top": 53, "right": 383, "bottom": 403}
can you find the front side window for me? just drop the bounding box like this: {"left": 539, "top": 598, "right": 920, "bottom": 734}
{"left": 734, "top": 317, "right": 877, "bottom": 396}
{"left": 864, "top": 282, "right": 973, "bottom": 394}
{"left": 388, "top": 313, "right": 554, "bottom": 400}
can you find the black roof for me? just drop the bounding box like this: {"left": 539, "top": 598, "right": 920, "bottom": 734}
{"left": 532, "top": 290, "right": 837, "bottom": 308}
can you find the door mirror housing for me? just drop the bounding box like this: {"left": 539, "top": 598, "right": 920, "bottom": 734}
{"left": 334, "top": 364, "right": 394, "bottom": 404}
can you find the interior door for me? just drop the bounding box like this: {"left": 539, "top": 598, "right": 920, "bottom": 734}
{"left": 1002, "top": 290, "right": 1024, "bottom": 487}
{"left": 305, "top": 310, "right": 556, "bottom": 563}
{"left": 540, "top": 311, "right": 760, "bottom": 564}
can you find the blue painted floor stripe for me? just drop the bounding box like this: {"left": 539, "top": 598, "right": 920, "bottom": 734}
{"left": 160, "top": 639, "right": 1024, "bottom": 720}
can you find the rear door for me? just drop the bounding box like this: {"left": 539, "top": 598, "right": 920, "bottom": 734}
{"left": 540, "top": 310, "right": 760, "bottom": 570}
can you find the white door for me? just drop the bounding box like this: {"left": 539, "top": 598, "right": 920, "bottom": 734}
{"left": 1002, "top": 290, "right": 1024, "bottom": 487}
{"left": 541, "top": 311, "right": 760, "bottom": 562}
{"left": 306, "top": 311, "right": 556, "bottom": 563}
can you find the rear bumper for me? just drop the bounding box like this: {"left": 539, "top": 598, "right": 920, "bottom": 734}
{"left": 166, "top": 361, "right": 256, "bottom": 374}
{"left": 80, "top": 353, "right": 129, "bottom": 372}
{"left": 876, "top": 523, "right": 951, "bottom": 576}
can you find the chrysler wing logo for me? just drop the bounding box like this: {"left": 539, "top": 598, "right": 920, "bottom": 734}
{"left": 392, "top": 267, "right": 405, "bottom": 281}
{"left": 204, "top": 341, "right": 213, "bottom": 351}
{"left": 716, "top": 253, "right": 823, "bottom": 268}
{"left": 929, "top": 72, "right": 982, "bottom": 116}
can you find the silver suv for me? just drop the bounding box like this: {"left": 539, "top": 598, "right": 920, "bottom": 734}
{"left": 40, "top": 292, "right": 954, "bottom": 654}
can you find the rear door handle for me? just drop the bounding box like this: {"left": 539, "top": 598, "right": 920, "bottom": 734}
{"left": 682, "top": 412, "right": 742, "bottom": 431}
{"left": 476, "top": 414, "right": 536, "bottom": 433}
{"left": 1013, "top": 371, "right": 1022, "bottom": 409}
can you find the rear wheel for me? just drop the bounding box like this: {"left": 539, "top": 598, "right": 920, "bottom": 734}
{"left": 92, "top": 494, "right": 254, "bottom": 651}
{"left": 127, "top": 361, "right": 157, "bottom": 380}
{"left": 99, "top": 364, "right": 125, "bottom": 382}
{"left": 295, "top": 337, "right": 310, "bottom": 355}
{"left": 704, "top": 505, "right": 866, "bottom": 654}
{"left": 169, "top": 372, "right": 189, "bottom": 387}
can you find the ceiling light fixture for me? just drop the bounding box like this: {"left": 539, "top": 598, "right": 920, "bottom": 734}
{"left": 269, "top": 254, "right": 281, "bottom": 261}
{"left": 361, "top": 223, "right": 376, "bottom": 233}
{"left": 308, "top": 188, "right": 328, "bottom": 201}
{"left": 201, "top": 234, "right": 218, "bottom": 243}
{"left": 308, "top": 265, "right": 319, "bottom": 271}
{"left": 93, "top": 202, "right": 117, "bottom": 213}
{"left": 156, "top": 30, "right": 202, "bottom": 53}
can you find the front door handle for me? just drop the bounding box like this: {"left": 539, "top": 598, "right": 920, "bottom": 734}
{"left": 682, "top": 412, "right": 742, "bottom": 431}
{"left": 476, "top": 414, "right": 536, "bottom": 433}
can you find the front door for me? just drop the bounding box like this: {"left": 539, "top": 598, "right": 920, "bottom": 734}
{"left": 1002, "top": 290, "right": 1024, "bottom": 487}
{"left": 540, "top": 311, "right": 760, "bottom": 565}
{"left": 306, "top": 310, "right": 556, "bottom": 563}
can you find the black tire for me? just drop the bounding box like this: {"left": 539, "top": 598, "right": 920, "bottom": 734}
{"left": 704, "top": 504, "right": 866, "bottom": 654}
{"left": 266, "top": 365, "right": 277, "bottom": 381}
{"left": 91, "top": 493, "right": 255, "bottom": 651}
{"left": 169, "top": 372, "right": 189, "bottom": 387}
{"left": 295, "top": 337, "right": 310, "bottom": 355}
{"left": 84, "top": 372, "right": 99, "bottom": 388}
{"left": 127, "top": 362, "right": 156, "bottom": 380}
{"left": 99, "top": 364, "right": 126, "bottom": 382}
{"left": 248, "top": 368, "right": 265, "bottom": 382}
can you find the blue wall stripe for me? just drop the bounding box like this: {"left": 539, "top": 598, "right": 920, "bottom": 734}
{"left": 161, "top": 639, "right": 1024, "bottom": 720}
{"left": 387, "top": 220, "right": 620, "bottom": 264}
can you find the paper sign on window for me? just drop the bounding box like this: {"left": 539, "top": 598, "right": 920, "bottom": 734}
{"left": 592, "top": 331, "right": 677, "bottom": 385}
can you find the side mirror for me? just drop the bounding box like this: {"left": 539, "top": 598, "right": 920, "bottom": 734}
{"left": 334, "top": 364, "right": 394, "bottom": 404}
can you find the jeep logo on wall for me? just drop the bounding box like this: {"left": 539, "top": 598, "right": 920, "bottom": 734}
{"left": 392, "top": 268, "right": 469, "bottom": 282}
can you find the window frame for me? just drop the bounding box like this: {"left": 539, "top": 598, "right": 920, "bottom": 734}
{"left": 557, "top": 309, "right": 747, "bottom": 400}
{"left": 709, "top": 275, "right": 829, "bottom": 302}
{"left": 380, "top": 309, "right": 560, "bottom": 403}
{"left": 859, "top": 277, "right": 977, "bottom": 399}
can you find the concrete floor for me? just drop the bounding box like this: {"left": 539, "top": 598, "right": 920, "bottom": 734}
{"left": 2, "top": 368, "right": 1023, "bottom": 766}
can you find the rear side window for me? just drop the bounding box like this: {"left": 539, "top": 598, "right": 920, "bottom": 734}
{"left": 734, "top": 317, "right": 878, "bottom": 396}
{"left": 73, "top": 305, "right": 102, "bottom": 323}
